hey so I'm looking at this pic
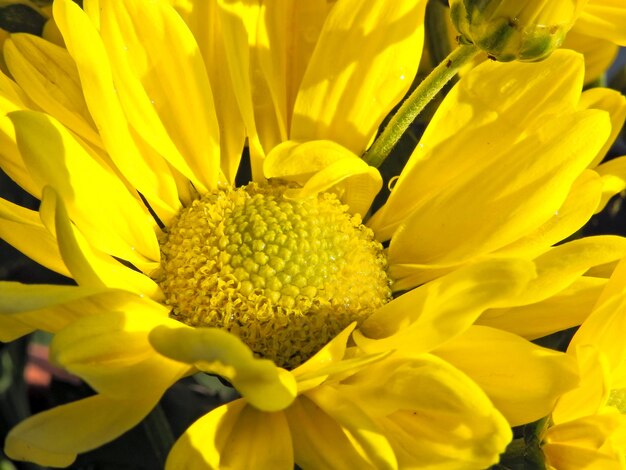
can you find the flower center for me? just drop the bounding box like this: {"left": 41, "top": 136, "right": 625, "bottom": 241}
{"left": 607, "top": 388, "right": 626, "bottom": 414}
{"left": 153, "top": 182, "right": 391, "bottom": 369}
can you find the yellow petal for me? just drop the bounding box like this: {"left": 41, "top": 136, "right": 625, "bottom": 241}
{"left": 216, "top": 0, "right": 265, "bottom": 179}
{"left": 265, "top": 140, "right": 382, "bottom": 216}
{"left": 0, "top": 282, "right": 109, "bottom": 342}
{"left": 0, "top": 311, "right": 34, "bottom": 342}
{"left": 544, "top": 413, "right": 626, "bottom": 470}
{"left": 285, "top": 396, "right": 379, "bottom": 469}
{"left": 4, "top": 34, "right": 103, "bottom": 149}
{"left": 9, "top": 109, "right": 160, "bottom": 266}
{"left": 552, "top": 344, "right": 611, "bottom": 425}
{"left": 0, "top": 282, "right": 160, "bottom": 340}
{"left": 498, "top": 236, "right": 626, "bottom": 308}
{"left": 306, "top": 385, "right": 397, "bottom": 470}
{"left": 292, "top": 322, "right": 353, "bottom": 392}
{"left": 434, "top": 325, "right": 579, "bottom": 426}
{"left": 149, "top": 325, "right": 297, "bottom": 412}
{"left": 340, "top": 353, "right": 511, "bottom": 469}
{"left": 495, "top": 170, "right": 602, "bottom": 259}
{"left": 83, "top": 0, "right": 101, "bottom": 29}
{"left": 593, "top": 252, "right": 626, "bottom": 308}
{"left": 40, "top": 186, "right": 162, "bottom": 298}
{"left": 569, "top": 288, "right": 626, "bottom": 372}
{"left": 287, "top": 321, "right": 391, "bottom": 394}
{"left": 0, "top": 84, "right": 40, "bottom": 198}
{"left": 172, "top": 1, "right": 245, "bottom": 184}
{"left": 291, "top": 0, "right": 426, "bottom": 155}
{"left": 167, "top": 400, "right": 293, "bottom": 470}
{"left": 100, "top": 0, "right": 221, "bottom": 191}
{"left": 256, "top": 1, "right": 328, "bottom": 140}
{"left": 564, "top": 27, "right": 619, "bottom": 84}
{"left": 369, "top": 50, "right": 586, "bottom": 240}
{"left": 53, "top": 0, "right": 180, "bottom": 221}
{"left": 5, "top": 394, "right": 164, "bottom": 467}
{"left": 478, "top": 276, "right": 606, "bottom": 339}
{"left": 544, "top": 442, "right": 624, "bottom": 470}
{"left": 576, "top": 0, "right": 626, "bottom": 45}
{"left": 355, "top": 258, "right": 535, "bottom": 354}
{"left": 51, "top": 309, "right": 190, "bottom": 398}
{"left": 596, "top": 156, "right": 626, "bottom": 212}
{"left": 386, "top": 109, "right": 609, "bottom": 284}
{"left": 0, "top": 197, "right": 69, "bottom": 277}
{"left": 166, "top": 400, "right": 245, "bottom": 470}
{"left": 578, "top": 88, "right": 626, "bottom": 169}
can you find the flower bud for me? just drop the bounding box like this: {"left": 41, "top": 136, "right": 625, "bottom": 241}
{"left": 449, "top": 0, "right": 587, "bottom": 62}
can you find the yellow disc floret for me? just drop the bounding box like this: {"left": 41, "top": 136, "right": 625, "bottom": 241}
{"left": 153, "top": 182, "right": 391, "bottom": 369}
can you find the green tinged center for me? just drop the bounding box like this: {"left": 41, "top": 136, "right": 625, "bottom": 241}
{"left": 153, "top": 183, "right": 391, "bottom": 369}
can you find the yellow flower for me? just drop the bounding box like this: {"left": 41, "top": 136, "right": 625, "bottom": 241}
{"left": 0, "top": 0, "right": 615, "bottom": 467}
{"left": 541, "top": 258, "right": 626, "bottom": 469}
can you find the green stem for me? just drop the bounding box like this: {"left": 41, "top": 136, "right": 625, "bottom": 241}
{"left": 363, "top": 43, "right": 480, "bottom": 168}
{"left": 500, "top": 438, "right": 526, "bottom": 463}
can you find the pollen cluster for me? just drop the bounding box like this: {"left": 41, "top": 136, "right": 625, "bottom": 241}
{"left": 153, "top": 183, "right": 391, "bottom": 369}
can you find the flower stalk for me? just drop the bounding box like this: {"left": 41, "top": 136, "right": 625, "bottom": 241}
{"left": 363, "top": 43, "right": 480, "bottom": 168}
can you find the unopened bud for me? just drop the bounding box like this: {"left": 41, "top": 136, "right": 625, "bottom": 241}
{"left": 449, "top": 0, "right": 587, "bottom": 61}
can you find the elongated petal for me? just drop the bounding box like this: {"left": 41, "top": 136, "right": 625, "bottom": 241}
{"left": 149, "top": 325, "right": 297, "bottom": 412}
{"left": 544, "top": 413, "right": 626, "bottom": 470}
{"left": 340, "top": 353, "right": 511, "bottom": 469}
{"left": 172, "top": 1, "right": 245, "bottom": 183}
{"left": 434, "top": 326, "right": 579, "bottom": 426}
{"left": 285, "top": 396, "right": 377, "bottom": 470}
{"left": 292, "top": 323, "right": 353, "bottom": 392}
{"left": 564, "top": 27, "right": 618, "bottom": 84}
{"left": 569, "top": 289, "right": 626, "bottom": 372}
{"left": 0, "top": 87, "right": 40, "bottom": 198}
{"left": 167, "top": 401, "right": 292, "bottom": 470}
{"left": 0, "top": 197, "right": 69, "bottom": 277}
{"left": 51, "top": 309, "right": 190, "bottom": 398}
{"left": 9, "top": 109, "right": 160, "bottom": 266}
{"left": 578, "top": 88, "right": 626, "bottom": 169}
{"left": 495, "top": 170, "right": 602, "bottom": 259}
{"left": 167, "top": 400, "right": 245, "bottom": 470}
{"left": 0, "top": 313, "right": 34, "bottom": 342}
{"left": 576, "top": 0, "right": 626, "bottom": 45}
{"left": 256, "top": 1, "right": 328, "bottom": 139}
{"left": 386, "top": 109, "right": 609, "bottom": 284}
{"left": 355, "top": 258, "right": 535, "bottom": 354}
{"left": 369, "top": 50, "right": 586, "bottom": 240}
{"left": 40, "top": 186, "right": 162, "bottom": 298}
{"left": 265, "top": 140, "right": 381, "bottom": 216}
{"left": 5, "top": 394, "right": 164, "bottom": 467}
{"left": 0, "top": 283, "right": 158, "bottom": 340}
{"left": 306, "top": 386, "right": 397, "bottom": 470}
{"left": 596, "top": 156, "right": 626, "bottom": 212}
{"left": 478, "top": 276, "right": 606, "bottom": 339}
{"left": 217, "top": 0, "right": 265, "bottom": 178}
{"left": 291, "top": 0, "right": 426, "bottom": 155}
{"left": 552, "top": 345, "right": 611, "bottom": 425}
{"left": 53, "top": 0, "right": 180, "bottom": 220}
{"left": 4, "top": 34, "right": 102, "bottom": 148}
{"left": 496, "top": 236, "right": 626, "bottom": 308}
{"left": 100, "top": 0, "right": 221, "bottom": 191}
{"left": 592, "top": 251, "right": 626, "bottom": 308}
